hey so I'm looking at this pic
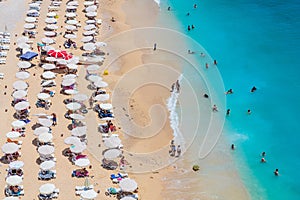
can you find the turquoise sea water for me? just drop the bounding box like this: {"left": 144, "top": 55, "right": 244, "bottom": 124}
{"left": 162, "top": 0, "right": 300, "bottom": 199}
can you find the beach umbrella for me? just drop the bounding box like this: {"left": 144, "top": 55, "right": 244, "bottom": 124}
{"left": 16, "top": 71, "right": 30, "bottom": 80}
{"left": 38, "top": 145, "right": 54, "bottom": 156}
{"left": 17, "top": 61, "right": 31, "bottom": 69}
{"left": 95, "top": 42, "right": 107, "bottom": 47}
{"left": 66, "top": 5, "right": 77, "bottom": 10}
{"left": 88, "top": 75, "right": 102, "bottom": 82}
{"left": 42, "top": 63, "right": 56, "bottom": 70}
{"left": 34, "top": 126, "right": 50, "bottom": 136}
{"left": 40, "top": 160, "right": 55, "bottom": 171}
{"left": 42, "top": 71, "right": 56, "bottom": 80}
{"left": 71, "top": 126, "right": 87, "bottom": 137}
{"left": 48, "top": 49, "right": 67, "bottom": 58}
{"left": 104, "top": 136, "right": 121, "bottom": 148}
{"left": 6, "top": 176, "right": 22, "bottom": 186}
{"left": 12, "top": 90, "right": 27, "bottom": 99}
{"left": 38, "top": 133, "right": 53, "bottom": 143}
{"left": 70, "top": 144, "right": 87, "bottom": 153}
{"left": 73, "top": 94, "right": 88, "bottom": 102}
{"left": 100, "top": 103, "right": 112, "bottom": 110}
{"left": 70, "top": 114, "right": 85, "bottom": 120}
{"left": 6, "top": 131, "right": 21, "bottom": 139}
{"left": 94, "top": 94, "right": 109, "bottom": 102}
{"left": 65, "top": 12, "right": 77, "bottom": 18}
{"left": 44, "top": 31, "right": 56, "bottom": 37}
{"left": 25, "top": 17, "right": 36, "bottom": 23}
{"left": 84, "top": 1, "right": 94, "bottom": 6}
{"left": 67, "top": 1, "right": 79, "bottom": 6}
{"left": 46, "top": 24, "right": 58, "bottom": 30}
{"left": 83, "top": 30, "right": 96, "bottom": 36}
{"left": 86, "top": 19, "right": 96, "bottom": 24}
{"left": 75, "top": 158, "right": 90, "bottom": 167}
{"left": 66, "top": 102, "right": 81, "bottom": 110}
{"left": 119, "top": 178, "right": 138, "bottom": 192}
{"left": 66, "top": 20, "right": 78, "bottom": 25}
{"left": 63, "top": 74, "right": 77, "bottom": 79}
{"left": 84, "top": 24, "right": 96, "bottom": 30}
{"left": 43, "top": 45, "right": 55, "bottom": 52}
{"left": 64, "top": 34, "right": 77, "bottom": 39}
{"left": 45, "top": 18, "right": 57, "bottom": 24}
{"left": 38, "top": 118, "right": 53, "bottom": 127}
{"left": 64, "top": 136, "right": 81, "bottom": 145}
{"left": 67, "top": 56, "right": 80, "bottom": 64}
{"left": 9, "top": 161, "right": 24, "bottom": 169}
{"left": 24, "top": 23, "right": 35, "bottom": 29}
{"left": 13, "top": 80, "right": 28, "bottom": 90}
{"left": 65, "top": 25, "right": 77, "bottom": 31}
{"left": 2, "top": 143, "right": 19, "bottom": 154}
{"left": 83, "top": 43, "right": 96, "bottom": 51}
{"left": 86, "top": 64, "right": 100, "bottom": 72}
{"left": 29, "top": 2, "right": 40, "bottom": 8}
{"left": 94, "top": 81, "right": 108, "bottom": 88}
{"left": 39, "top": 183, "right": 56, "bottom": 195}
{"left": 66, "top": 63, "right": 77, "bottom": 70}
{"left": 80, "top": 190, "right": 98, "bottom": 199}
{"left": 57, "top": 58, "right": 68, "bottom": 65}
{"left": 11, "top": 120, "right": 26, "bottom": 128}
{"left": 81, "top": 36, "right": 93, "bottom": 43}
{"left": 17, "top": 36, "right": 29, "bottom": 44}
{"left": 65, "top": 89, "right": 79, "bottom": 95}
{"left": 45, "top": 57, "right": 57, "bottom": 62}
{"left": 85, "top": 5, "right": 97, "bottom": 12}
{"left": 27, "top": 9, "right": 39, "bottom": 14}
{"left": 103, "top": 149, "right": 121, "bottom": 160}
{"left": 18, "top": 42, "right": 30, "bottom": 49}
{"left": 62, "top": 78, "right": 76, "bottom": 86}
{"left": 47, "top": 12, "right": 56, "bottom": 17}
{"left": 120, "top": 197, "right": 136, "bottom": 200}
{"left": 37, "top": 93, "right": 50, "bottom": 100}
{"left": 14, "top": 101, "right": 30, "bottom": 111}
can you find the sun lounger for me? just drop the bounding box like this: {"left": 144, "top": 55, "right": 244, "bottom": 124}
{"left": 0, "top": 52, "right": 7, "bottom": 57}
{"left": 75, "top": 185, "right": 94, "bottom": 191}
{"left": 0, "top": 45, "right": 9, "bottom": 50}
{"left": 0, "top": 73, "right": 4, "bottom": 79}
{"left": 0, "top": 38, "right": 10, "bottom": 44}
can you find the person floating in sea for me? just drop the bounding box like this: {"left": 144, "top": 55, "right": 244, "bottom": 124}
{"left": 203, "top": 93, "right": 209, "bottom": 98}
{"left": 200, "top": 52, "right": 206, "bottom": 57}
{"left": 226, "top": 88, "right": 233, "bottom": 94}
{"left": 176, "top": 145, "right": 182, "bottom": 157}
{"left": 247, "top": 109, "right": 251, "bottom": 115}
{"left": 231, "top": 144, "right": 235, "bottom": 150}
{"left": 212, "top": 104, "right": 218, "bottom": 112}
{"left": 261, "top": 157, "right": 266, "bottom": 163}
{"left": 167, "top": 6, "right": 171, "bottom": 11}
{"left": 153, "top": 43, "right": 157, "bottom": 51}
{"left": 251, "top": 86, "right": 257, "bottom": 93}
{"left": 188, "top": 25, "right": 191, "bottom": 31}
{"left": 226, "top": 109, "right": 231, "bottom": 116}
{"left": 214, "top": 59, "right": 218, "bottom": 65}
{"left": 274, "top": 169, "right": 279, "bottom": 176}
{"left": 194, "top": 4, "right": 197, "bottom": 8}
{"left": 188, "top": 50, "right": 195, "bottom": 54}
{"left": 205, "top": 63, "right": 209, "bottom": 69}
{"left": 262, "top": 151, "right": 266, "bottom": 157}
{"left": 186, "top": 12, "right": 190, "bottom": 16}
{"left": 191, "top": 25, "right": 195, "bottom": 29}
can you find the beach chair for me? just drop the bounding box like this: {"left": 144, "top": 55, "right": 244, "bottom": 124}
{"left": 0, "top": 73, "right": 4, "bottom": 79}
{"left": 0, "top": 59, "right": 6, "bottom": 64}
{"left": 0, "top": 45, "right": 9, "bottom": 50}
{"left": 0, "top": 52, "right": 7, "bottom": 57}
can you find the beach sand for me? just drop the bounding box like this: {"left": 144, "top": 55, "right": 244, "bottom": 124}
{"left": 0, "top": 0, "right": 250, "bottom": 199}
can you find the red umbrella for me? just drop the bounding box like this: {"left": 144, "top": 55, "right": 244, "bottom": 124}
{"left": 47, "top": 50, "right": 69, "bottom": 58}
{"left": 64, "top": 54, "right": 73, "bottom": 60}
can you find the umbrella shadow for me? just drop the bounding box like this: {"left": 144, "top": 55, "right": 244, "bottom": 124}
{"left": 31, "top": 123, "right": 42, "bottom": 130}
{"left": 67, "top": 124, "right": 73, "bottom": 130}
{"left": 36, "top": 157, "right": 42, "bottom": 165}
{"left": 87, "top": 84, "right": 96, "bottom": 90}
{"left": 0, "top": 156, "right": 10, "bottom": 164}
{"left": 32, "top": 138, "right": 39, "bottom": 147}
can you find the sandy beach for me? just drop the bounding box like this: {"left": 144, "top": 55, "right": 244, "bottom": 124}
{"left": 0, "top": 0, "right": 250, "bottom": 199}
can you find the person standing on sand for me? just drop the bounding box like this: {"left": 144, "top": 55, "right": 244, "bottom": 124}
{"left": 176, "top": 80, "right": 180, "bottom": 93}
{"left": 169, "top": 140, "right": 176, "bottom": 156}
{"left": 170, "top": 83, "right": 175, "bottom": 92}
{"left": 52, "top": 113, "right": 57, "bottom": 126}
{"left": 89, "top": 96, "right": 94, "bottom": 109}
{"left": 176, "top": 145, "right": 182, "bottom": 157}
{"left": 153, "top": 43, "right": 157, "bottom": 51}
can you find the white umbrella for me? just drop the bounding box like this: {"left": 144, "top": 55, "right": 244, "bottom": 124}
{"left": 45, "top": 57, "right": 57, "bottom": 62}
{"left": 38, "top": 145, "right": 54, "bottom": 156}
{"left": 6, "top": 131, "right": 21, "bottom": 139}
{"left": 66, "top": 5, "right": 77, "bottom": 10}
{"left": 86, "top": 12, "right": 97, "bottom": 18}
{"left": 38, "top": 133, "right": 53, "bottom": 143}
{"left": 65, "top": 12, "right": 77, "bottom": 18}
{"left": 88, "top": 75, "right": 102, "bottom": 82}
{"left": 17, "top": 61, "right": 31, "bottom": 69}
{"left": 66, "top": 102, "right": 81, "bottom": 110}
{"left": 16, "top": 71, "right": 30, "bottom": 80}
{"left": 73, "top": 94, "right": 88, "bottom": 101}
{"left": 38, "top": 118, "right": 53, "bottom": 127}
{"left": 87, "top": 64, "right": 100, "bottom": 72}
{"left": 104, "top": 136, "right": 121, "bottom": 148}
{"left": 103, "top": 149, "right": 121, "bottom": 160}
{"left": 64, "top": 89, "right": 79, "bottom": 95}
{"left": 45, "top": 18, "right": 57, "bottom": 24}
{"left": 85, "top": 5, "right": 97, "bottom": 12}
{"left": 67, "top": 56, "right": 80, "bottom": 64}
{"left": 2, "top": 143, "right": 19, "bottom": 154}
{"left": 95, "top": 42, "right": 107, "bottom": 47}
{"left": 120, "top": 197, "right": 136, "bottom": 200}
{"left": 29, "top": 2, "right": 40, "bottom": 8}
{"left": 18, "top": 43, "right": 30, "bottom": 49}
{"left": 11, "top": 120, "right": 26, "bottom": 128}
{"left": 84, "top": 1, "right": 94, "bottom": 6}
{"left": 12, "top": 90, "right": 27, "bottom": 99}
{"left": 70, "top": 114, "right": 85, "bottom": 120}
{"left": 64, "top": 136, "right": 81, "bottom": 145}
{"left": 83, "top": 43, "right": 96, "bottom": 51}
{"left": 24, "top": 23, "right": 35, "bottom": 29}
{"left": 94, "top": 94, "right": 109, "bottom": 102}
{"left": 86, "top": 19, "right": 96, "bottom": 24}
{"left": 66, "top": 20, "right": 78, "bottom": 25}
{"left": 62, "top": 78, "right": 76, "bottom": 86}
{"left": 81, "top": 36, "right": 93, "bottom": 43}
{"left": 63, "top": 74, "right": 77, "bottom": 79}
{"left": 17, "top": 36, "right": 29, "bottom": 44}
{"left": 75, "top": 158, "right": 90, "bottom": 167}
{"left": 67, "top": 1, "right": 79, "bottom": 6}
{"left": 43, "top": 45, "right": 55, "bottom": 52}
{"left": 84, "top": 24, "right": 96, "bottom": 30}
{"left": 71, "top": 126, "right": 87, "bottom": 137}
{"left": 42, "top": 63, "right": 56, "bottom": 70}
{"left": 25, "top": 17, "right": 36, "bottom": 23}
{"left": 47, "top": 12, "right": 56, "bottom": 17}
{"left": 9, "top": 161, "right": 24, "bottom": 169}
{"left": 94, "top": 81, "right": 108, "bottom": 88}
{"left": 44, "top": 31, "right": 56, "bottom": 37}
{"left": 57, "top": 59, "right": 68, "bottom": 65}
{"left": 6, "top": 176, "right": 22, "bottom": 186}
{"left": 80, "top": 190, "right": 98, "bottom": 199}
{"left": 64, "top": 34, "right": 77, "bottom": 39}
{"left": 34, "top": 126, "right": 50, "bottom": 136}
{"left": 37, "top": 93, "right": 50, "bottom": 100}
{"left": 65, "top": 25, "right": 77, "bottom": 31}
{"left": 39, "top": 183, "right": 56, "bottom": 195}
{"left": 42, "top": 71, "right": 56, "bottom": 79}
{"left": 119, "top": 178, "right": 138, "bottom": 192}
{"left": 66, "top": 63, "right": 78, "bottom": 70}
{"left": 70, "top": 144, "right": 87, "bottom": 153}
{"left": 83, "top": 30, "right": 96, "bottom": 36}
{"left": 3, "top": 197, "right": 20, "bottom": 200}
{"left": 46, "top": 24, "right": 58, "bottom": 30}
{"left": 40, "top": 160, "right": 55, "bottom": 171}
{"left": 100, "top": 103, "right": 112, "bottom": 110}
{"left": 14, "top": 101, "right": 30, "bottom": 111}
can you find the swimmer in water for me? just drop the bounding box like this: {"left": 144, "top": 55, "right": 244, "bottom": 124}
{"left": 226, "top": 109, "right": 231, "bottom": 116}
{"left": 188, "top": 25, "right": 191, "bottom": 31}
{"left": 226, "top": 89, "right": 233, "bottom": 94}
{"left": 214, "top": 60, "right": 218, "bottom": 65}
{"left": 167, "top": 6, "right": 171, "bottom": 11}
{"left": 194, "top": 4, "right": 197, "bottom": 8}
{"left": 274, "top": 169, "right": 279, "bottom": 176}
{"left": 231, "top": 144, "right": 235, "bottom": 150}
{"left": 261, "top": 157, "right": 266, "bottom": 163}
{"left": 247, "top": 109, "right": 251, "bottom": 115}
{"left": 186, "top": 12, "right": 190, "bottom": 16}
{"left": 191, "top": 25, "right": 195, "bottom": 29}
{"left": 262, "top": 152, "right": 266, "bottom": 157}
{"left": 251, "top": 86, "right": 257, "bottom": 92}
{"left": 203, "top": 94, "right": 209, "bottom": 98}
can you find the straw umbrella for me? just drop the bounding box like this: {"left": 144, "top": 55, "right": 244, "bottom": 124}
{"left": 6, "top": 176, "right": 23, "bottom": 186}
{"left": 9, "top": 161, "right": 24, "bottom": 169}
{"left": 34, "top": 126, "right": 50, "bottom": 136}
{"left": 80, "top": 190, "right": 98, "bottom": 200}
{"left": 2, "top": 143, "right": 19, "bottom": 154}
{"left": 17, "top": 61, "right": 31, "bottom": 69}
{"left": 119, "top": 178, "right": 138, "bottom": 192}
{"left": 103, "top": 149, "right": 121, "bottom": 160}
{"left": 16, "top": 71, "right": 30, "bottom": 80}
{"left": 11, "top": 120, "right": 26, "bottom": 128}
{"left": 104, "top": 136, "right": 121, "bottom": 149}
{"left": 66, "top": 102, "right": 81, "bottom": 111}
{"left": 39, "top": 183, "right": 56, "bottom": 195}
{"left": 40, "top": 161, "right": 55, "bottom": 171}
{"left": 12, "top": 90, "right": 27, "bottom": 99}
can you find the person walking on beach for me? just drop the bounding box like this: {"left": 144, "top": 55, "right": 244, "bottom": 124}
{"left": 89, "top": 96, "right": 94, "bottom": 109}
{"left": 176, "top": 145, "right": 182, "bottom": 157}
{"left": 52, "top": 113, "right": 57, "bottom": 126}
{"left": 169, "top": 140, "right": 176, "bottom": 156}
{"left": 212, "top": 104, "right": 218, "bottom": 112}
{"left": 170, "top": 83, "right": 175, "bottom": 92}
{"left": 153, "top": 43, "right": 157, "bottom": 51}
{"left": 175, "top": 80, "right": 180, "bottom": 93}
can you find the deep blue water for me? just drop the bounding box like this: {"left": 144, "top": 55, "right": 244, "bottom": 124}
{"left": 163, "top": 0, "right": 300, "bottom": 199}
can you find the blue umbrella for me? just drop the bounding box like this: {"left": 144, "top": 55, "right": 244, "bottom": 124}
{"left": 20, "top": 51, "right": 38, "bottom": 61}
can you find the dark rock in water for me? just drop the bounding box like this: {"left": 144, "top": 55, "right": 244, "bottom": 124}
{"left": 192, "top": 165, "right": 200, "bottom": 171}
